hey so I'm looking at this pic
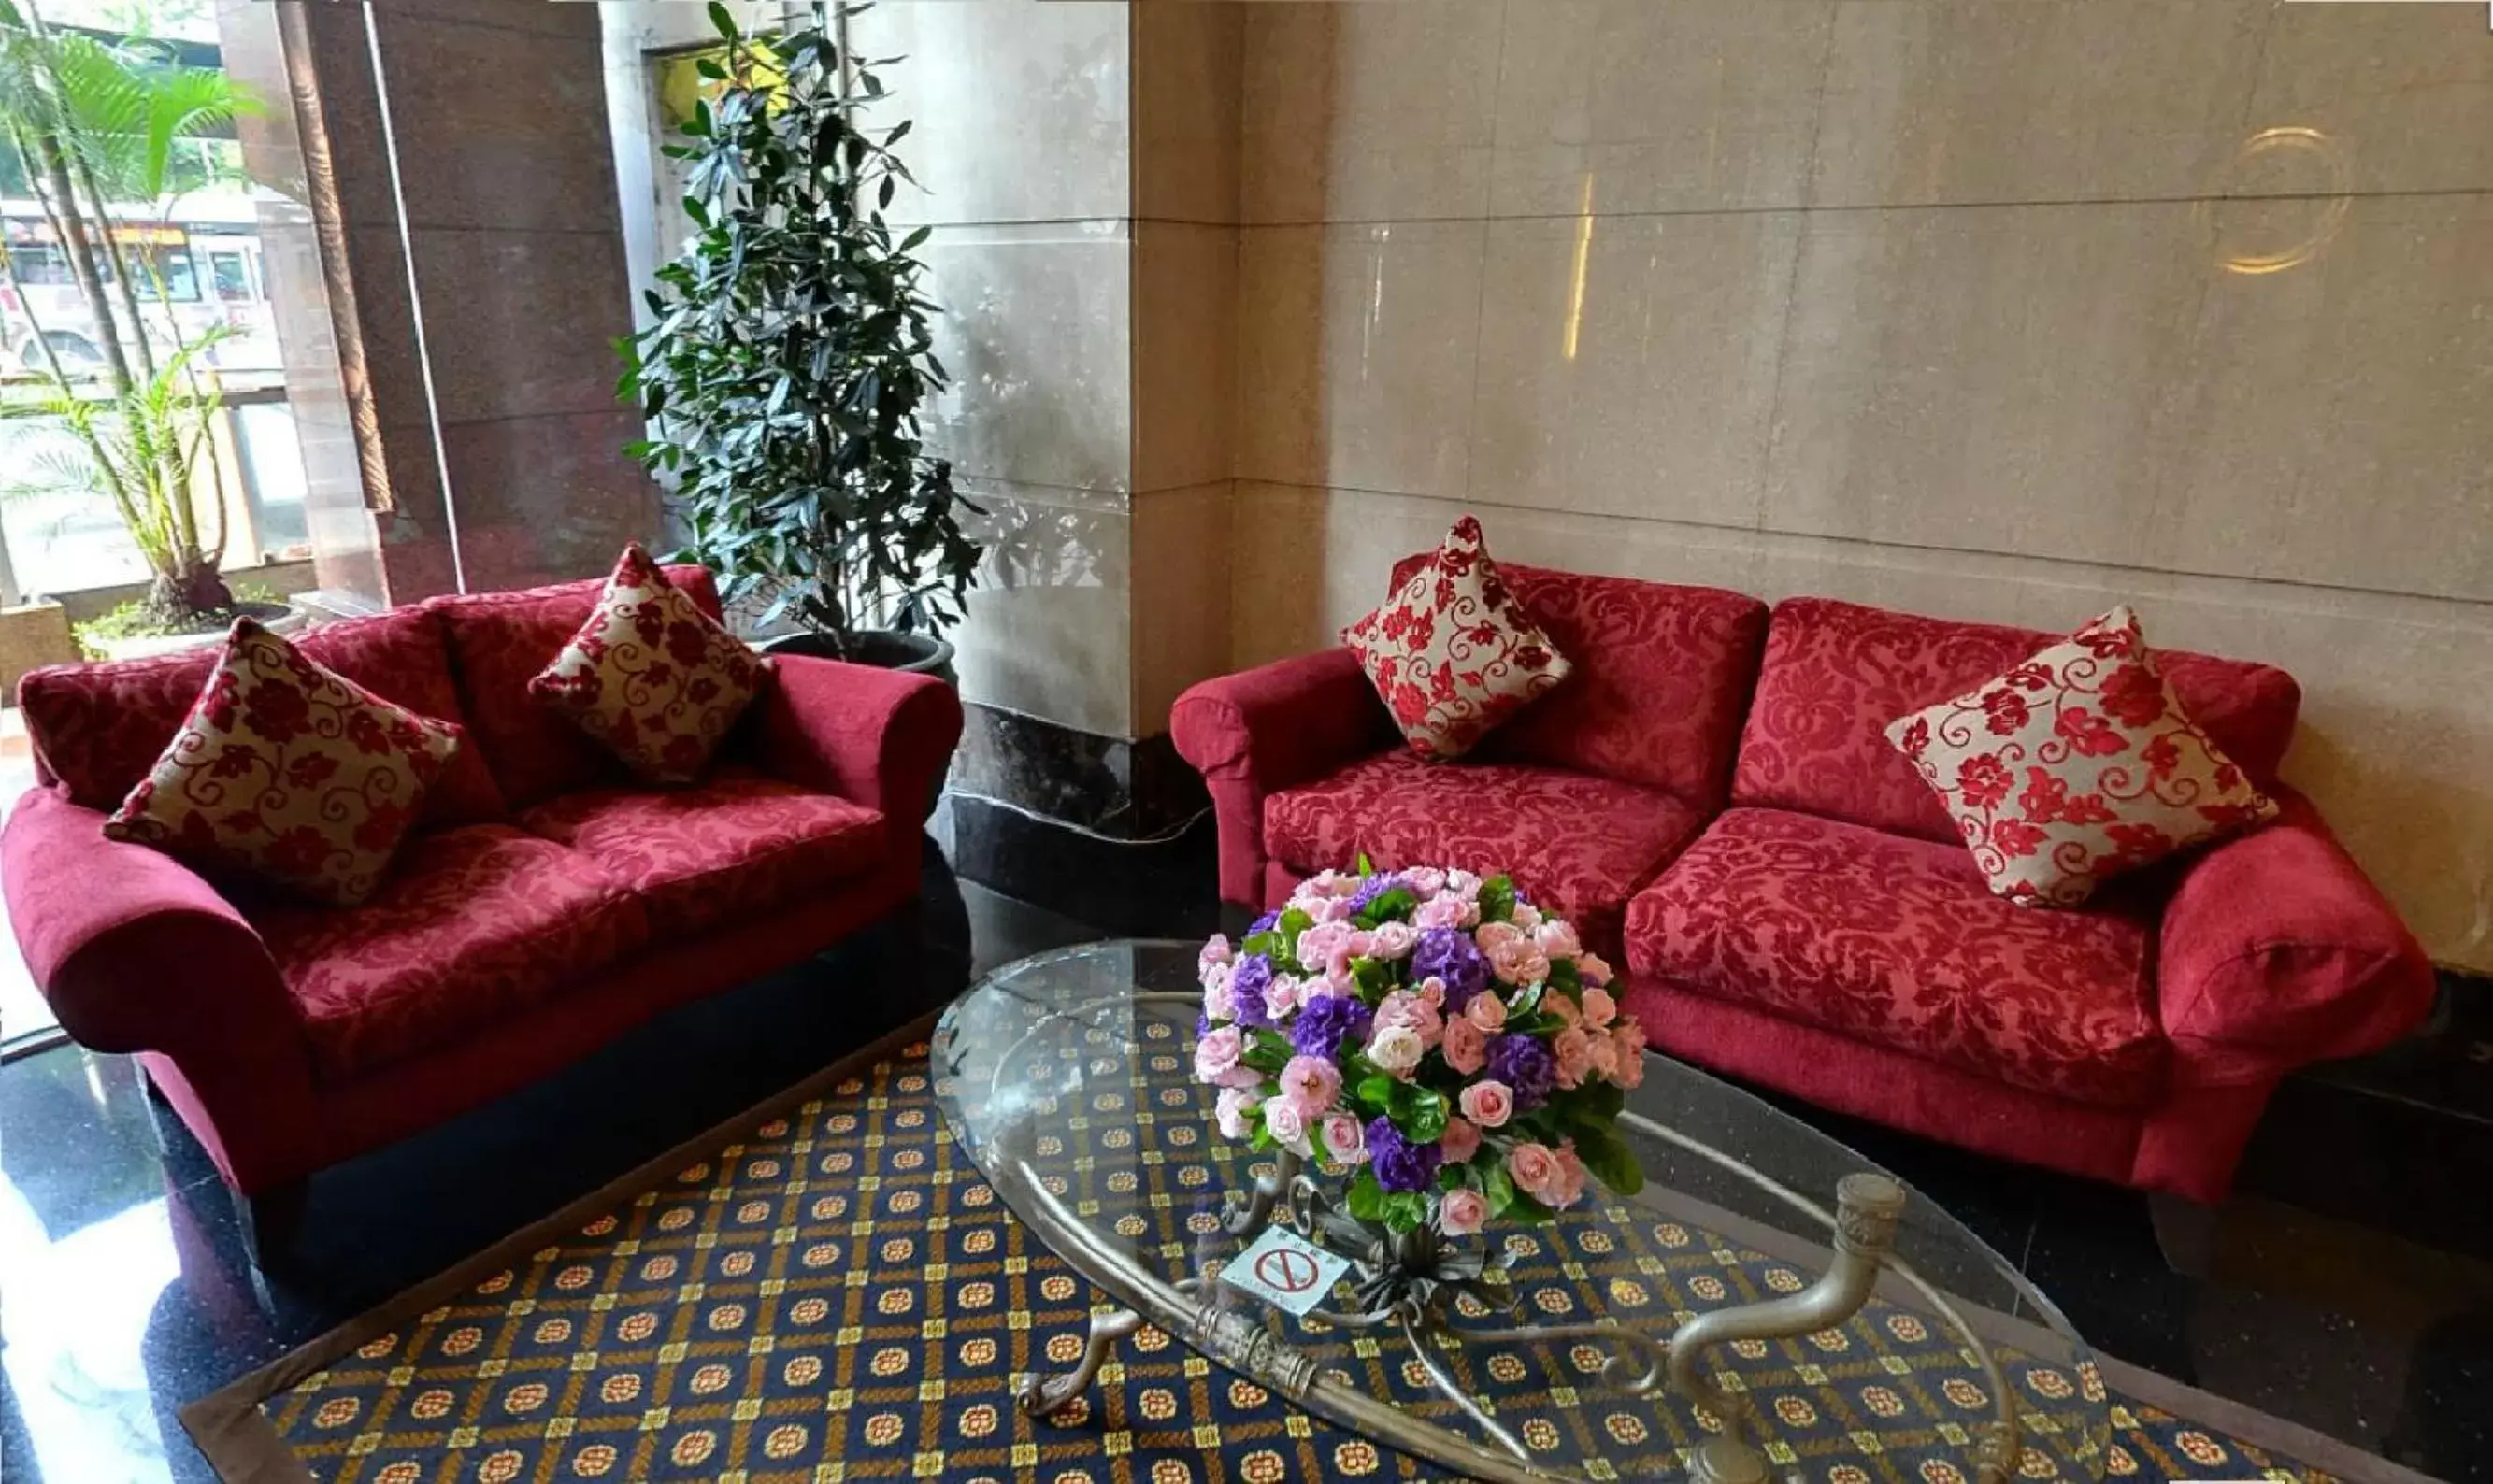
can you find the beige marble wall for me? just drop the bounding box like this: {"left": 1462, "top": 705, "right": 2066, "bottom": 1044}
{"left": 1230, "top": 0, "right": 2493, "bottom": 970}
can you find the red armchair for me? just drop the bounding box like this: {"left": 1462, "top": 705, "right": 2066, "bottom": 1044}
{"left": 1174, "top": 569, "right": 2436, "bottom": 1204}
{"left": 3, "top": 566, "right": 961, "bottom": 1249}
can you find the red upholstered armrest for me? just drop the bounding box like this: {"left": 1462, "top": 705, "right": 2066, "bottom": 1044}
{"left": 0, "top": 787, "right": 301, "bottom": 1057}
{"left": 2156, "top": 788, "right": 2436, "bottom": 1086}
{"left": 1171, "top": 649, "right": 1397, "bottom": 904}
{"left": 750, "top": 654, "right": 963, "bottom": 846}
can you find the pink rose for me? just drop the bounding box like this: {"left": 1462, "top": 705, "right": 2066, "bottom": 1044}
{"left": 1580, "top": 986, "right": 1617, "bottom": 1028}
{"left": 1507, "top": 1141, "right": 1565, "bottom": 1204}
{"left": 1368, "top": 921, "right": 1417, "bottom": 960}
{"left": 1201, "top": 965, "right": 1237, "bottom": 1022}
{"left": 1281, "top": 1055, "right": 1341, "bottom": 1117}
{"left": 1195, "top": 1025, "right": 1244, "bottom": 1082}
{"left": 1367, "top": 1024, "right": 1425, "bottom": 1077}
{"left": 1406, "top": 867, "right": 1447, "bottom": 898}
{"left": 1263, "top": 975, "right": 1304, "bottom": 1019}
{"left": 1475, "top": 920, "right": 1525, "bottom": 952}
{"left": 1311, "top": 969, "right": 1356, "bottom": 1000}
{"left": 1548, "top": 1143, "right": 1589, "bottom": 1208}
{"left": 1552, "top": 1027, "right": 1596, "bottom": 1090}
{"left": 1545, "top": 993, "right": 1582, "bottom": 1028}
{"left": 1511, "top": 901, "right": 1543, "bottom": 931}
{"left": 1198, "top": 934, "right": 1233, "bottom": 970}
{"left": 1458, "top": 1080, "right": 1515, "bottom": 1129}
{"left": 1374, "top": 990, "right": 1442, "bottom": 1047}
{"left": 1438, "top": 1188, "right": 1489, "bottom": 1236}
{"left": 1577, "top": 952, "right": 1612, "bottom": 988}
{"left": 1261, "top": 1096, "right": 1313, "bottom": 1156}
{"left": 1462, "top": 992, "right": 1507, "bottom": 1034}
{"left": 1308, "top": 895, "right": 1353, "bottom": 924}
{"left": 1414, "top": 896, "right": 1467, "bottom": 930}
{"left": 1440, "top": 1017, "right": 1488, "bottom": 1075}
{"left": 1344, "top": 929, "right": 1376, "bottom": 962}
{"left": 1214, "top": 1086, "right": 1256, "bottom": 1140}
{"left": 1447, "top": 869, "right": 1483, "bottom": 900}
{"left": 1610, "top": 1022, "right": 1647, "bottom": 1089}
{"left": 1414, "top": 974, "right": 1447, "bottom": 1009}
{"left": 1487, "top": 938, "right": 1550, "bottom": 986}
{"left": 1583, "top": 1032, "right": 1619, "bottom": 1084}
{"left": 1297, "top": 922, "right": 1353, "bottom": 974}
{"left": 1439, "top": 1116, "right": 1483, "bottom": 1165}
{"left": 1321, "top": 1111, "right": 1368, "bottom": 1163}
{"left": 1532, "top": 920, "right": 1580, "bottom": 960}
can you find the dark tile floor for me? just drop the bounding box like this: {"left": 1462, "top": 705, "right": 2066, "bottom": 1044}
{"left": 1, "top": 832, "right": 2488, "bottom": 1483}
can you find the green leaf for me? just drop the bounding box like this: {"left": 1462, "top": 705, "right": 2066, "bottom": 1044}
{"left": 1389, "top": 1083, "right": 1449, "bottom": 1143}
{"left": 1345, "top": 1169, "right": 1384, "bottom": 1221}
{"left": 1506, "top": 982, "right": 1545, "bottom": 1020}
{"left": 1436, "top": 1164, "right": 1469, "bottom": 1192}
{"left": 1354, "top": 1076, "right": 1396, "bottom": 1115}
{"left": 708, "top": 0, "right": 738, "bottom": 38}
{"left": 1482, "top": 1162, "right": 1516, "bottom": 1217}
{"left": 1354, "top": 851, "right": 1375, "bottom": 875}
{"left": 1571, "top": 1126, "right": 1645, "bottom": 1196}
{"left": 1478, "top": 876, "right": 1517, "bottom": 925}
{"left": 1382, "top": 1191, "right": 1428, "bottom": 1234}
{"left": 1505, "top": 1190, "right": 1556, "bottom": 1224}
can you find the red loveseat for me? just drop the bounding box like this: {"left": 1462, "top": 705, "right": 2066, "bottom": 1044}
{"left": 1172, "top": 561, "right": 2435, "bottom": 1204}
{"left": 3, "top": 565, "right": 960, "bottom": 1248}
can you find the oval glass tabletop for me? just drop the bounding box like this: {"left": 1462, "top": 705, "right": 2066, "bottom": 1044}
{"left": 933, "top": 941, "right": 2110, "bottom": 1484}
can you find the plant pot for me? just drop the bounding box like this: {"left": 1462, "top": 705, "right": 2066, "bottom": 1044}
{"left": 90, "top": 601, "right": 302, "bottom": 663}
{"left": 759, "top": 628, "right": 959, "bottom": 820}
{"left": 760, "top": 627, "right": 957, "bottom": 688}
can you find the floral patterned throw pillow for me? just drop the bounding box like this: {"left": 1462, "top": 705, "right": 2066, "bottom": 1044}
{"left": 529, "top": 544, "right": 770, "bottom": 784}
{"left": 1885, "top": 606, "right": 2276, "bottom": 906}
{"left": 106, "top": 618, "right": 464, "bottom": 906}
{"left": 1342, "top": 516, "right": 1572, "bottom": 762}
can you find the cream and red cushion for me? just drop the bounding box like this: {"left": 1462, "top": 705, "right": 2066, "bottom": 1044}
{"left": 1885, "top": 606, "right": 2276, "bottom": 906}
{"left": 528, "top": 544, "right": 771, "bottom": 784}
{"left": 104, "top": 618, "right": 464, "bottom": 906}
{"left": 1341, "top": 516, "right": 1570, "bottom": 761}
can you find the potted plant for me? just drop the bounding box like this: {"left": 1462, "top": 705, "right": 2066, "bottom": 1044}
{"left": 620, "top": 2, "right": 981, "bottom": 679}
{"left": 0, "top": 0, "right": 280, "bottom": 655}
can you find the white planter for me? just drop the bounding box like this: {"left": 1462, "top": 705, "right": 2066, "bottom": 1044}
{"left": 89, "top": 601, "right": 306, "bottom": 663}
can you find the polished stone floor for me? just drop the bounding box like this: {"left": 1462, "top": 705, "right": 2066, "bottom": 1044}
{"left": 1, "top": 835, "right": 2488, "bottom": 1484}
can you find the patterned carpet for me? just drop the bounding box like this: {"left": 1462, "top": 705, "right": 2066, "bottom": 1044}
{"left": 193, "top": 1031, "right": 2347, "bottom": 1484}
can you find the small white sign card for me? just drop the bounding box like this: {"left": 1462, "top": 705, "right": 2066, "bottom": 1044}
{"left": 1223, "top": 1225, "right": 1354, "bottom": 1318}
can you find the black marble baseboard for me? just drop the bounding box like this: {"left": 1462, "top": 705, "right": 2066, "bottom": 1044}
{"left": 933, "top": 791, "right": 1221, "bottom": 942}
{"left": 947, "top": 702, "right": 1208, "bottom": 841}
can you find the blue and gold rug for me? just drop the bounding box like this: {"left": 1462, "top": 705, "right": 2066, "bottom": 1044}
{"left": 187, "top": 1021, "right": 2361, "bottom": 1484}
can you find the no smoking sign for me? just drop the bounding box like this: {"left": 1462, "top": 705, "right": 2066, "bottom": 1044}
{"left": 1224, "top": 1226, "right": 1354, "bottom": 1317}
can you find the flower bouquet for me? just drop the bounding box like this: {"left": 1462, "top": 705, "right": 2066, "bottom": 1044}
{"left": 1195, "top": 863, "right": 1648, "bottom": 1279}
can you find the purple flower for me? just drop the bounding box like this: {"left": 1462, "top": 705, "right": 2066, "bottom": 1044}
{"left": 1247, "top": 910, "right": 1280, "bottom": 937}
{"left": 1347, "top": 872, "right": 1405, "bottom": 915}
{"left": 1411, "top": 927, "right": 1490, "bottom": 1009}
{"left": 1487, "top": 1034, "right": 1556, "bottom": 1110}
{"left": 1229, "top": 953, "right": 1275, "bottom": 1030}
{"left": 1290, "top": 993, "right": 1373, "bottom": 1061}
{"left": 1367, "top": 1116, "right": 1442, "bottom": 1194}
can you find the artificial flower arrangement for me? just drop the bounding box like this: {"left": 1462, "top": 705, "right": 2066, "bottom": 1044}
{"left": 1195, "top": 862, "right": 1648, "bottom": 1240}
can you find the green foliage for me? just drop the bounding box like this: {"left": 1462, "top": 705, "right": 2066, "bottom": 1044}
{"left": 622, "top": 7, "right": 982, "bottom": 655}
{"left": 1477, "top": 875, "right": 1518, "bottom": 925}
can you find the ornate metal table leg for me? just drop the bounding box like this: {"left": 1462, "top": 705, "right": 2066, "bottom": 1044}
{"left": 1013, "top": 1306, "right": 1148, "bottom": 1417}
{"left": 1223, "top": 1149, "right": 1303, "bottom": 1234}
{"left": 1669, "top": 1173, "right": 1909, "bottom": 1484}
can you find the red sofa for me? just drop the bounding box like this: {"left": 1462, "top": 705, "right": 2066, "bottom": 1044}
{"left": 1172, "top": 559, "right": 2435, "bottom": 1203}
{"left": 3, "top": 565, "right": 961, "bottom": 1245}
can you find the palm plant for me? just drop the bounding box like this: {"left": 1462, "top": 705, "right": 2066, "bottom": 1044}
{"left": 0, "top": 0, "right": 262, "bottom": 621}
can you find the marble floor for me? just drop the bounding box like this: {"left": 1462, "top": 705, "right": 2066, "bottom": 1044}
{"left": 0, "top": 833, "right": 2487, "bottom": 1484}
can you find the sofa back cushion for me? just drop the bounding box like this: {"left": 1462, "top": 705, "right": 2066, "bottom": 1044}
{"left": 1383, "top": 552, "right": 1768, "bottom": 803}
{"left": 430, "top": 564, "right": 725, "bottom": 809}
{"left": 17, "top": 606, "right": 508, "bottom": 826}
{"left": 1732, "top": 597, "right": 2301, "bottom": 843}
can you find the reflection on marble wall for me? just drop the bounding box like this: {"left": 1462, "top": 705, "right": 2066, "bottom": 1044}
{"left": 1233, "top": 0, "right": 2493, "bottom": 969}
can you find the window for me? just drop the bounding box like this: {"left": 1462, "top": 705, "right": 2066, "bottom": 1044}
{"left": 208, "top": 248, "right": 252, "bottom": 302}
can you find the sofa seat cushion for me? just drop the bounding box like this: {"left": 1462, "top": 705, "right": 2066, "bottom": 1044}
{"left": 252, "top": 826, "right": 648, "bottom": 1081}
{"left": 517, "top": 768, "right": 888, "bottom": 938}
{"left": 1263, "top": 751, "right": 1707, "bottom": 963}
{"left": 1625, "top": 808, "right": 2167, "bottom": 1107}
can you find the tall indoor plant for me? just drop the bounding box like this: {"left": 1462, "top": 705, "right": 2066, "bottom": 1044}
{"left": 0, "top": 0, "right": 266, "bottom": 634}
{"left": 620, "top": 2, "right": 981, "bottom": 675}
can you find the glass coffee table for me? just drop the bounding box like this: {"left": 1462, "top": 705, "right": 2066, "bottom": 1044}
{"left": 933, "top": 941, "right": 2110, "bottom": 1484}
